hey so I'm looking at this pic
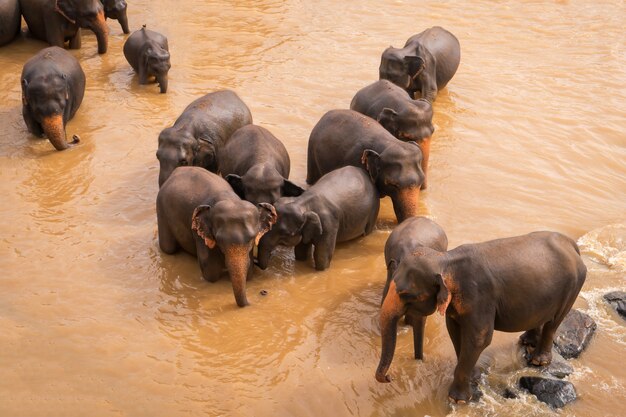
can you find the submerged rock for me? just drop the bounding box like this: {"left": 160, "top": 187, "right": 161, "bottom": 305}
{"left": 519, "top": 376, "right": 577, "bottom": 408}
{"left": 502, "top": 388, "right": 519, "bottom": 399}
{"left": 553, "top": 309, "right": 597, "bottom": 359}
{"left": 603, "top": 291, "right": 626, "bottom": 319}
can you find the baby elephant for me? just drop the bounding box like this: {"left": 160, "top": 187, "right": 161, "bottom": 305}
{"left": 257, "top": 166, "right": 380, "bottom": 271}
{"left": 101, "top": 0, "right": 129, "bottom": 34}
{"left": 124, "top": 26, "right": 171, "bottom": 93}
{"left": 21, "top": 46, "right": 84, "bottom": 151}
{"left": 376, "top": 231, "right": 587, "bottom": 404}
{"left": 218, "top": 125, "right": 305, "bottom": 205}
{"left": 157, "top": 167, "right": 277, "bottom": 307}
{"left": 380, "top": 217, "right": 448, "bottom": 362}
{"left": 351, "top": 80, "right": 434, "bottom": 188}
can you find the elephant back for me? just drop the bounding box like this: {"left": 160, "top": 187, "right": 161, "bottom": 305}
{"left": 0, "top": 0, "right": 21, "bottom": 46}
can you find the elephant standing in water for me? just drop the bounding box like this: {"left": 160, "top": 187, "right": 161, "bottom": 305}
{"left": 20, "top": 0, "right": 109, "bottom": 54}
{"left": 101, "top": 0, "right": 129, "bottom": 34}
{"left": 379, "top": 26, "right": 460, "bottom": 102}
{"left": 124, "top": 26, "right": 171, "bottom": 93}
{"left": 21, "top": 46, "right": 84, "bottom": 151}
{"left": 0, "top": 0, "right": 21, "bottom": 46}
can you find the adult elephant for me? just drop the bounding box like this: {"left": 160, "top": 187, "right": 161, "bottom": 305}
{"left": 307, "top": 109, "right": 424, "bottom": 222}
{"left": 101, "top": 0, "right": 129, "bottom": 34}
{"left": 20, "top": 0, "right": 109, "bottom": 54}
{"left": 380, "top": 217, "right": 448, "bottom": 361}
{"left": 157, "top": 167, "right": 276, "bottom": 308}
{"left": 157, "top": 90, "right": 252, "bottom": 187}
{"left": 21, "top": 46, "right": 84, "bottom": 150}
{"left": 0, "top": 0, "right": 21, "bottom": 46}
{"left": 379, "top": 26, "right": 460, "bottom": 102}
{"left": 375, "top": 231, "right": 587, "bottom": 404}
{"left": 218, "top": 125, "right": 304, "bottom": 205}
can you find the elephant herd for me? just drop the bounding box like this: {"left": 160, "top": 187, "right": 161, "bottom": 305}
{"left": 3, "top": 2, "right": 588, "bottom": 406}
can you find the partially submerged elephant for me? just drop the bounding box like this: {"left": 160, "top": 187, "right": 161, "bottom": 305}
{"left": 157, "top": 167, "right": 276, "bottom": 308}
{"left": 21, "top": 46, "right": 84, "bottom": 150}
{"left": 376, "top": 231, "right": 587, "bottom": 404}
{"left": 20, "top": 0, "right": 109, "bottom": 54}
{"left": 101, "top": 0, "right": 129, "bottom": 34}
{"left": 379, "top": 26, "right": 460, "bottom": 101}
{"left": 0, "top": 0, "right": 21, "bottom": 46}
{"left": 124, "top": 26, "right": 170, "bottom": 93}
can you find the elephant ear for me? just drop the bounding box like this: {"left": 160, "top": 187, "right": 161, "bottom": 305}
{"left": 21, "top": 79, "right": 29, "bottom": 105}
{"left": 256, "top": 203, "right": 277, "bottom": 245}
{"left": 191, "top": 205, "right": 216, "bottom": 249}
{"left": 282, "top": 179, "right": 306, "bottom": 197}
{"left": 193, "top": 136, "right": 217, "bottom": 172}
{"left": 435, "top": 273, "right": 451, "bottom": 316}
{"left": 404, "top": 55, "right": 425, "bottom": 78}
{"left": 377, "top": 108, "right": 398, "bottom": 136}
{"left": 54, "top": 0, "right": 77, "bottom": 24}
{"left": 225, "top": 174, "right": 246, "bottom": 199}
{"left": 301, "top": 211, "right": 322, "bottom": 244}
{"left": 361, "top": 149, "right": 381, "bottom": 183}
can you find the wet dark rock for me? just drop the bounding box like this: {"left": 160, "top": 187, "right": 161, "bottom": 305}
{"left": 502, "top": 388, "right": 519, "bottom": 399}
{"left": 470, "top": 381, "right": 483, "bottom": 402}
{"left": 519, "top": 376, "right": 577, "bottom": 408}
{"left": 553, "top": 309, "right": 597, "bottom": 359}
{"left": 603, "top": 291, "right": 626, "bottom": 319}
{"left": 259, "top": 290, "right": 268, "bottom": 296}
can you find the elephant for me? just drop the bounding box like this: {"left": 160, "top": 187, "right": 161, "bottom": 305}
{"left": 156, "top": 166, "right": 277, "bottom": 308}
{"left": 123, "top": 25, "right": 170, "bottom": 93}
{"left": 0, "top": 0, "right": 21, "bottom": 46}
{"left": 380, "top": 217, "right": 448, "bottom": 361}
{"left": 376, "top": 231, "right": 587, "bottom": 404}
{"left": 218, "top": 124, "right": 305, "bottom": 205}
{"left": 350, "top": 80, "right": 434, "bottom": 188}
{"left": 156, "top": 90, "right": 252, "bottom": 187}
{"left": 21, "top": 46, "right": 84, "bottom": 151}
{"left": 379, "top": 26, "right": 460, "bottom": 102}
{"left": 101, "top": 0, "right": 129, "bottom": 34}
{"left": 20, "top": 0, "right": 109, "bottom": 54}
{"left": 257, "top": 166, "right": 380, "bottom": 271}
{"left": 307, "top": 109, "right": 424, "bottom": 223}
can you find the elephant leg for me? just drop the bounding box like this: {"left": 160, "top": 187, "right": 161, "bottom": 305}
{"left": 157, "top": 219, "right": 178, "bottom": 254}
{"left": 406, "top": 312, "right": 426, "bottom": 360}
{"left": 294, "top": 242, "right": 311, "bottom": 261}
{"left": 519, "top": 327, "right": 542, "bottom": 348}
{"left": 69, "top": 29, "right": 81, "bottom": 49}
{"left": 446, "top": 315, "right": 462, "bottom": 358}
{"left": 44, "top": 21, "right": 65, "bottom": 48}
{"left": 197, "top": 244, "right": 224, "bottom": 283}
{"left": 22, "top": 107, "right": 44, "bottom": 137}
{"left": 528, "top": 321, "right": 558, "bottom": 366}
{"left": 312, "top": 231, "right": 337, "bottom": 271}
{"left": 138, "top": 65, "right": 148, "bottom": 84}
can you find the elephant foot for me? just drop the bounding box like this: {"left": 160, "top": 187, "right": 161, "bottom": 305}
{"left": 528, "top": 350, "right": 552, "bottom": 367}
{"left": 448, "top": 384, "right": 472, "bottom": 405}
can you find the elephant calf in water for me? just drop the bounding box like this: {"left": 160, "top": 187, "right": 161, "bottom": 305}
{"left": 376, "top": 231, "right": 587, "bottom": 404}
{"left": 157, "top": 167, "right": 277, "bottom": 307}
{"left": 257, "top": 166, "right": 380, "bottom": 271}
{"left": 124, "top": 26, "right": 171, "bottom": 93}
{"left": 101, "top": 0, "right": 129, "bottom": 34}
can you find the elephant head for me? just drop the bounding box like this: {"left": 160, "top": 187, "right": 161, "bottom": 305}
{"left": 191, "top": 200, "right": 277, "bottom": 307}
{"left": 226, "top": 164, "right": 305, "bottom": 205}
{"left": 361, "top": 143, "right": 424, "bottom": 222}
{"left": 101, "top": 0, "right": 129, "bottom": 34}
{"left": 157, "top": 129, "right": 217, "bottom": 187}
{"left": 379, "top": 45, "right": 425, "bottom": 92}
{"left": 56, "top": 0, "right": 109, "bottom": 53}
{"left": 376, "top": 99, "right": 434, "bottom": 143}
{"left": 145, "top": 45, "right": 171, "bottom": 94}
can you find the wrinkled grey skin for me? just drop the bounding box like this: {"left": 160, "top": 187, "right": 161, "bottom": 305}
{"left": 380, "top": 26, "right": 460, "bottom": 101}
{"left": 0, "top": 0, "right": 21, "bottom": 46}
{"left": 218, "top": 124, "right": 305, "bottom": 205}
{"left": 101, "top": 0, "right": 129, "bottom": 34}
{"left": 376, "top": 231, "right": 586, "bottom": 405}
{"left": 157, "top": 167, "right": 277, "bottom": 308}
{"left": 20, "top": 0, "right": 109, "bottom": 54}
{"left": 307, "top": 109, "right": 424, "bottom": 223}
{"left": 258, "top": 166, "right": 380, "bottom": 271}
{"left": 380, "top": 217, "right": 448, "bottom": 364}
{"left": 123, "top": 26, "right": 170, "bottom": 93}
{"left": 21, "top": 46, "right": 85, "bottom": 150}
{"left": 157, "top": 90, "right": 252, "bottom": 187}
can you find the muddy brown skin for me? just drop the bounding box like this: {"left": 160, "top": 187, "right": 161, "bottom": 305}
{"left": 0, "top": 0, "right": 21, "bottom": 46}
{"left": 123, "top": 26, "right": 170, "bottom": 93}
{"left": 376, "top": 231, "right": 587, "bottom": 404}
{"left": 379, "top": 26, "right": 460, "bottom": 101}
{"left": 20, "top": 0, "right": 109, "bottom": 54}
{"left": 307, "top": 109, "right": 424, "bottom": 222}
{"left": 101, "top": 0, "right": 129, "bottom": 34}
{"left": 156, "top": 167, "right": 276, "bottom": 307}
{"left": 21, "top": 46, "right": 85, "bottom": 151}
{"left": 218, "top": 125, "right": 305, "bottom": 205}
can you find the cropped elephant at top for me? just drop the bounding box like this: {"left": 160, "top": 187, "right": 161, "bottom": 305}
{"left": 101, "top": 0, "right": 129, "bottom": 34}
{"left": 375, "top": 231, "right": 587, "bottom": 404}
{"left": 307, "top": 109, "right": 424, "bottom": 223}
{"left": 20, "top": 0, "right": 109, "bottom": 54}
{"left": 379, "top": 26, "right": 460, "bottom": 101}
{"left": 124, "top": 26, "right": 170, "bottom": 93}
{"left": 0, "top": 0, "right": 21, "bottom": 46}
{"left": 351, "top": 80, "right": 434, "bottom": 188}
{"left": 257, "top": 166, "right": 379, "bottom": 271}
{"left": 218, "top": 124, "right": 305, "bottom": 205}
{"left": 156, "top": 167, "right": 277, "bottom": 308}
{"left": 21, "top": 46, "right": 84, "bottom": 151}
{"left": 156, "top": 90, "right": 252, "bottom": 187}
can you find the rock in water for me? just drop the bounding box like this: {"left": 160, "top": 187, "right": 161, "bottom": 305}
{"left": 603, "top": 291, "right": 626, "bottom": 319}
{"left": 553, "top": 309, "right": 597, "bottom": 359}
{"left": 519, "top": 376, "right": 577, "bottom": 408}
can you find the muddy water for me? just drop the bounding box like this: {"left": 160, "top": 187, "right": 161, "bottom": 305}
{"left": 0, "top": 0, "right": 625, "bottom": 416}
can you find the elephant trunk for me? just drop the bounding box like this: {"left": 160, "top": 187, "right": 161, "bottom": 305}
{"left": 117, "top": 12, "right": 130, "bottom": 34}
{"left": 156, "top": 73, "right": 168, "bottom": 94}
{"left": 376, "top": 281, "right": 407, "bottom": 383}
{"left": 419, "top": 137, "right": 431, "bottom": 190}
{"left": 91, "top": 12, "right": 110, "bottom": 54}
{"left": 41, "top": 114, "right": 71, "bottom": 151}
{"left": 392, "top": 187, "right": 421, "bottom": 222}
{"left": 224, "top": 244, "right": 252, "bottom": 307}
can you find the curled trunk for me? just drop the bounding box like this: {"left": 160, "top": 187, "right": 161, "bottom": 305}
{"left": 376, "top": 281, "right": 407, "bottom": 382}
{"left": 224, "top": 244, "right": 252, "bottom": 307}
{"left": 42, "top": 114, "right": 70, "bottom": 151}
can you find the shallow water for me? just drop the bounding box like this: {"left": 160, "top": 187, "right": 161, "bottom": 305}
{"left": 0, "top": 1, "right": 625, "bottom": 416}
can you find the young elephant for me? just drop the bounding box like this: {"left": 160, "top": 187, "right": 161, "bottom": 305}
{"left": 123, "top": 26, "right": 170, "bottom": 93}
{"left": 307, "top": 109, "right": 424, "bottom": 223}
{"left": 350, "top": 80, "right": 434, "bottom": 188}
{"left": 157, "top": 90, "right": 252, "bottom": 187}
{"left": 218, "top": 125, "right": 304, "bottom": 205}
{"left": 376, "top": 231, "right": 587, "bottom": 404}
{"left": 381, "top": 217, "right": 448, "bottom": 361}
{"left": 157, "top": 167, "right": 276, "bottom": 308}
{"left": 257, "top": 166, "right": 379, "bottom": 271}
{"left": 0, "top": 0, "right": 21, "bottom": 46}
{"left": 101, "top": 0, "right": 129, "bottom": 34}
{"left": 379, "top": 26, "right": 460, "bottom": 101}
{"left": 21, "top": 46, "right": 84, "bottom": 151}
